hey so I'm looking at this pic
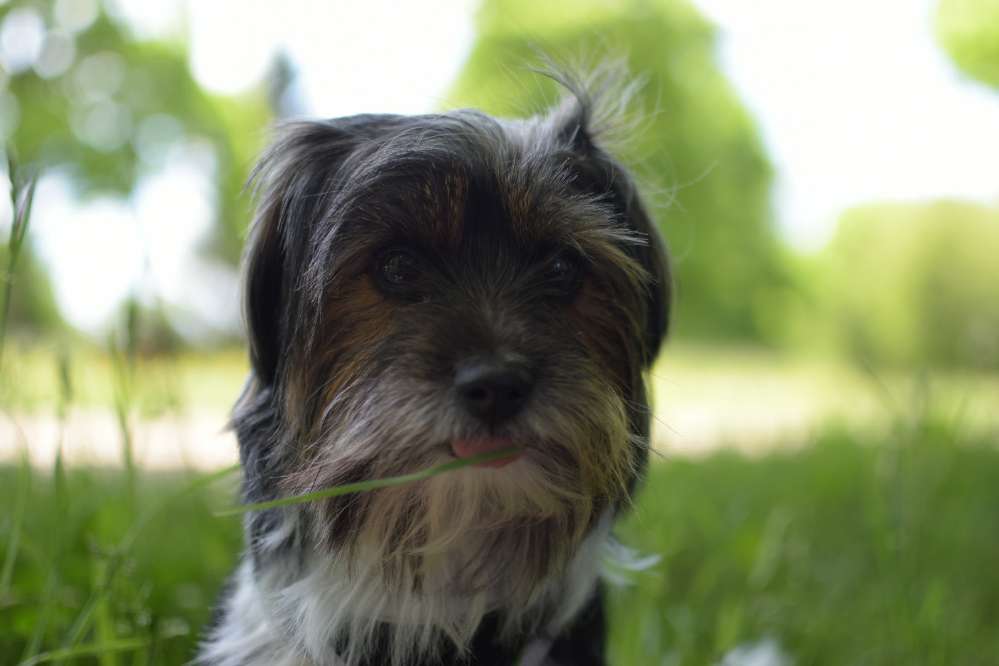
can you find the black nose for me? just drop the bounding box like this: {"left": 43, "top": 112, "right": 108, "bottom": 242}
{"left": 455, "top": 361, "right": 534, "bottom": 425}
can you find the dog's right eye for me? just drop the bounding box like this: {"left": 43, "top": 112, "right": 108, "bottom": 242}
{"left": 374, "top": 248, "right": 424, "bottom": 297}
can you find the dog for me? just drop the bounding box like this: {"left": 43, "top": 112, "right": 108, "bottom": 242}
{"left": 199, "top": 67, "right": 670, "bottom": 666}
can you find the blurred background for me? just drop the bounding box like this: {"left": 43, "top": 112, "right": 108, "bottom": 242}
{"left": 1, "top": 0, "right": 997, "bottom": 664}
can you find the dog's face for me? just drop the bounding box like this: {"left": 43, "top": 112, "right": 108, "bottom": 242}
{"left": 234, "top": 86, "right": 669, "bottom": 658}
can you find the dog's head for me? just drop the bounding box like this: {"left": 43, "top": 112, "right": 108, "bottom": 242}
{"left": 233, "top": 71, "right": 669, "bottom": 661}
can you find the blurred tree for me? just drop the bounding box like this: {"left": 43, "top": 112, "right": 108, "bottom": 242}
{"left": 936, "top": 0, "right": 999, "bottom": 90}
{"left": 0, "top": 0, "right": 272, "bottom": 332}
{"left": 0, "top": 239, "right": 62, "bottom": 333}
{"left": 117, "top": 294, "right": 184, "bottom": 356}
{"left": 2, "top": 160, "right": 62, "bottom": 334}
{"left": 448, "top": 0, "right": 791, "bottom": 342}
{"left": 822, "top": 200, "right": 999, "bottom": 371}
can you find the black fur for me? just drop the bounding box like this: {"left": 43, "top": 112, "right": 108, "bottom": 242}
{"left": 203, "top": 68, "right": 670, "bottom": 666}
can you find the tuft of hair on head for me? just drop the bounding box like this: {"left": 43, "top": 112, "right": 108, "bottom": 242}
{"left": 529, "top": 52, "right": 680, "bottom": 222}
{"left": 528, "top": 53, "right": 648, "bottom": 156}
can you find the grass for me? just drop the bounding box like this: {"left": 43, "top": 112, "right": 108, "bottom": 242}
{"left": 1, "top": 414, "right": 997, "bottom": 665}
{"left": 0, "top": 463, "right": 241, "bottom": 665}
{"left": 609, "top": 416, "right": 999, "bottom": 665}
{"left": 0, "top": 156, "right": 34, "bottom": 374}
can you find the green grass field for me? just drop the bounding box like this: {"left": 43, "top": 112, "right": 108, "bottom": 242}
{"left": 2, "top": 410, "right": 998, "bottom": 665}
{"left": 611, "top": 418, "right": 999, "bottom": 665}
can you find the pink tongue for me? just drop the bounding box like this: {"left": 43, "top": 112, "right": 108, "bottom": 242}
{"left": 451, "top": 437, "right": 521, "bottom": 468}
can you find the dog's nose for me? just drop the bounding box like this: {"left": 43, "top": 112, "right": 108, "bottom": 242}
{"left": 455, "top": 361, "right": 534, "bottom": 426}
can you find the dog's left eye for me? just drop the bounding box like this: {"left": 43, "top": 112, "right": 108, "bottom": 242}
{"left": 374, "top": 248, "right": 424, "bottom": 297}
{"left": 543, "top": 251, "right": 583, "bottom": 297}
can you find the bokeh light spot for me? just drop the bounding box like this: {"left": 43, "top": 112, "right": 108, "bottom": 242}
{"left": 34, "top": 30, "right": 76, "bottom": 79}
{"left": 0, "top": 7, "right": 46, "bottom": 73}
{"left": 72, "top": 50, "right": 126, "bottom": 102}
{"left": 71, "top": 99, "right": 132, "bottom": 151}
{"left": 54, "top": 0, "right": 99, "bottom": 34}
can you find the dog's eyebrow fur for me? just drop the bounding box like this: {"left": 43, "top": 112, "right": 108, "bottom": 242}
{"left": 315, "top": 108, "right": 641, "bottom": 254}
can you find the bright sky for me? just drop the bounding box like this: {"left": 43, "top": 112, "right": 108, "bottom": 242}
{"left": 5, "top": 0, "right": 999, "bottom": 335}
{"left": 696, "top": 0, "right": 999, "bottom": 247}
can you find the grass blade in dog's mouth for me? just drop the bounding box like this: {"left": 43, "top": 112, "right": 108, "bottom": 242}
{"left": 451, "top": 436, "right": 523, "bottom": 468}
{"left": 216, "top": 446, "right": 522, "bottom": 517}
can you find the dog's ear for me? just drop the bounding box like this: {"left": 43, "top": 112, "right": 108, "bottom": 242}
{"left": 243, "top": 115, "right": 402, "bottom": 385}
{"left": 551, "top": 88, "right": 672, "bottom": 367}
{"left": 612, "top": 171, "right": 671, "bottom": 366}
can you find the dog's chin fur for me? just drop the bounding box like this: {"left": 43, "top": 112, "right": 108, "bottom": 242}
{"left": 200, "top": 64, "right": 670, "bottom": 666}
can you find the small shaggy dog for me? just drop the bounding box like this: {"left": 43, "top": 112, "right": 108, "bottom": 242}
{"left": 200, "top": 68, "right": 670, "bottom": 666}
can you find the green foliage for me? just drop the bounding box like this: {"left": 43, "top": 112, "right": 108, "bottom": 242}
{"left": 610, "top": 418, "right": 999, "bottom": 664}
{"left": 2, "top": 163, "right": 60, "bottom": 334}
{"left": 0, "top": 155, "right": 61, "bottom": 338}
{"left": 0, "top": 239, "right": 61, "bottom": 333}
{"left": 1, "top": 2, "right": 271, "bottom": 266}
{"left": 820, "top": 200, "right": 999, "bottom": 371}
{"left": 936, "top": 0, "right": 999, "bottom": 90}
{"left": 448, "top": 0, "right": 791, "bottom": 343}
{"left": 112, "top": 297, "right": 185, "bottom": 357}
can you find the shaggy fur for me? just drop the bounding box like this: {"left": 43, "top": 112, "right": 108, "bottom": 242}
{"left": 200, "top": 67, "right": 670, "bottom": 666}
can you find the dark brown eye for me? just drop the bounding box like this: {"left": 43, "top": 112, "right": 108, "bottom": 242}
{"left": 544, "top": 250, "right": 583, "bottom": 298}
{"left": 381, "top": 250, "right": 419, "bottom": 283}
{"left": 374, "top": 247, "right": 424, "bottom": 298}
{"left": 549, "top": 254, "right": 576, "bottom": 279}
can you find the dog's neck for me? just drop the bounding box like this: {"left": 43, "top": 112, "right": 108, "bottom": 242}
{"left": 202, "top": 509, "right": 613, "bottom": 666}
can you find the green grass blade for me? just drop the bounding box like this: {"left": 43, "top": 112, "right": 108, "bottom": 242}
{"left": 93, "top": 558, "right": 118, "bottom": 666}
{"left": 0, "top": 450, "right": 30, "bottom": 598}
{"left": 20, "top": 571, "right": 58, "bottom": 663}
{"left": 14, "top": 176, "right": 37, "bottom": 248}
{"left": 0, "top": 162, "right": 37, "bottom": 371}
{"left": 109, "top": 333, "right": 137, "bottom": 516}
{"left": 18, "top": 638, "right": 149, "bottom": 666}
{"left": 56, "top": 347, "right": 74, "bottom": 421}
{"left": 48, "top": 442, "right": 69, "bottom": 666}
{"left": 215, "top": 447, "right": 522, "bottom": 517}
{"left": 53, "top": 443, "right": 68, "bottom": 524}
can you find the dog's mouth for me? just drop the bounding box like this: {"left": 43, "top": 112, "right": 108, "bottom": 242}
{"left": 450, "top": 437, "right": 523, "bottom": 468}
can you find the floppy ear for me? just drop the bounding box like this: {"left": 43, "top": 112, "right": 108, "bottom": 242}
{"left": 612, "top": 173, "right": 671, "bottom": 366}
{"left": 243, "top": 115, "right": 402, "bottom": 385}
{"left": 552, "top": 94, "right": 672, "bottom": 367}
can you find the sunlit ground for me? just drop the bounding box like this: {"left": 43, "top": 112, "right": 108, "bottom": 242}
{"left": 3, "top": 340, "right": 998, "bottom": 468}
